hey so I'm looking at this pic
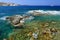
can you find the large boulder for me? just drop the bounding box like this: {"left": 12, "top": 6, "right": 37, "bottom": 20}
{"left": 6, "top": 15, "right": 24, "bottom": 27}
{"left": 6, "top": 15, "right": 34, "bottom": 27}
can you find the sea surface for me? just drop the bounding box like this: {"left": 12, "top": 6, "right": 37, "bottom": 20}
{"left": 0, "top": 6, "right": 60, "bottom": 40}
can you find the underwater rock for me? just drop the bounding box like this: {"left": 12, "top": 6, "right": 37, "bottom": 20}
{"left": 50, "top": 28, "right": 57, "bottom": 36}
{"left": 28, "top": 31, "right": 32, "bottom": 36}
{"left": 3, "top": 38, "right": 7, "bottom": 40}
{"left": 51, "top": 21, "right": 56, "bottom": 24}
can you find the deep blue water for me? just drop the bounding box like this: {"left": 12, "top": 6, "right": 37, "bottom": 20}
{"left": 0, "top": 6, "right": 60, "bottom": 17}
{"left": 0, "top": 6, "right": 60, "bottom": 40}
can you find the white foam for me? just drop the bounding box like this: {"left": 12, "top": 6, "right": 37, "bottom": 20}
{"left": 25, "top": 16, "right": 34, "bottom": 21}
{"left": 0, "top": 16, "right": 9, "bottom": 20}
{"left": 28, "top": 16, "right": 34, "bottom": 20}
{"left": 27, "top": 10, "right": 60, "bottom": 15}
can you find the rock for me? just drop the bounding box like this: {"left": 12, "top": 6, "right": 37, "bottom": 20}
{"left": 50, "top": 28, "right": 57, "bottom": 32}
{"left": 44, "top": 23, "right": 49, "bottom": 27}
{"left": 42, "top": 28, "right": 53, "bottom": 40}
{"left": 27, "top": 10, "right": 59, "bottom": 16}
{"left": 12, "top": 23, "right": 24, "bottom": 27}
{"left": 28, "top": 31, "right": 33, "bottom": 36}
{"left": 27, "top": 10, "right": 43, "bottom": 16}
{"left": 20, "top": 20, "right": 25, "bottom": 23}
{"left": 32, "top": 32, "right": 38, "bottom": 39}
{"left": 6, "top": 15, "right": 24, "bottom": 27}
{"left": 50, "top": 28, "right": 57, "bottom": 36}
{"left": 12, "top": 15, "right": 23, "bottom": 25}
{"left": 6, "top": 15, "right": 34, "bottom": 27}
{"left": 3, "top": 38, "right": 7, "bottom": 40}
{"left": 51, "top": 21, "right": 56, "bottom": 24}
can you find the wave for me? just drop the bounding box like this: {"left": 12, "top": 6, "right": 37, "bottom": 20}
{"left": 0, "top": 16, "right": 9, "bottom": 20}
{"left": 27, "top": 10, "right": 60, "bottom": 15}
{"left": 25, "top": 16, "right": 34, "bottom": 20}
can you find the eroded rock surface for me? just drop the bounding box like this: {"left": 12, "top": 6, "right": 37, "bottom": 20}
{"left": 6, "top": 15, "right": 34, "bottom": 27}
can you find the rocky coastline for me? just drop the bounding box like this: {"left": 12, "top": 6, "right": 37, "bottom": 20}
{"left": 0, "top": 2, "right": 20, "bottom": 6}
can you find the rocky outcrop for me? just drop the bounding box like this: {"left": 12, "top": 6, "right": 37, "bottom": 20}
{"left": 6, "top": 15, "right": 24, "bottom": 27}
{"left": 6, "top": 15, "right": 34, "bottom": 27}
{"left": 0, "top": 2, "right": 20, "bottom": 6}
{"left": 27, "top": 10, "right": 60, "bottom": 16}
{"left": 27, "top": 10, "right": 47, "bottom": 16}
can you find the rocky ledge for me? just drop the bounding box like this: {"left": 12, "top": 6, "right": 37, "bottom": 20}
{"left": 0, "top": 2, "right": 20, "bottom": 6}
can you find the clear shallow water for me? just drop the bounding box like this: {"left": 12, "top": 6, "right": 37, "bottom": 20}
{"left": 0, "top": 6, "right": 60, "bottom": 40}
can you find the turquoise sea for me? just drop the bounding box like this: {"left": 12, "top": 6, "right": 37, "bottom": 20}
{"left": 0, "top": 6, "right": 60, "bottom": 40}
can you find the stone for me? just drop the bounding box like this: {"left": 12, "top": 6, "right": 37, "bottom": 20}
{"left": 6, "top": 15, "right": 24, "bottom": 27}
{"left": 6, "top": 15, "right": 34, "bottom": 27}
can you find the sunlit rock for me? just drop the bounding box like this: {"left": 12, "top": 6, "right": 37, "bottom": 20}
{"left": 6, "top": 15, "right": 34, "bottom": 27}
